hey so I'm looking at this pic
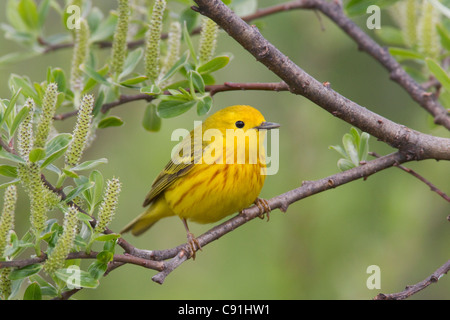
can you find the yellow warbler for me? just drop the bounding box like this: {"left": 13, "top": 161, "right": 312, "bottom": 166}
{"left": 121, "top": 105, "right": 279, "bottom": 256}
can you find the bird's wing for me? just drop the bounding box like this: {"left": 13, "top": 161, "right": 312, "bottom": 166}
{"left": 143, "top": 129, "right": 200, "bottom": 207}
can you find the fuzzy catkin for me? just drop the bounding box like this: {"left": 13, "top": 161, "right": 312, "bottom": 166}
{"left": 0, "top": 185, "right": 17, "bottom": 257}
{"left": 417, "top": 1, "right": 441, "bottom": 59}
{"left": 111, "top": 0, "right": 130, "bottom": 75}
{"left": 145, "top": 0, "right": 166, "bottom": 82}
{"left": 17, "top": 98, "right": 35, "bottom": 160}
{"left": 94, "top": 178, "right": 121, "bottom": 234}
{"left": 34, "top": 83, "right": 58, "bottom": 149}
{"left": 65, "top": 94, "right": 94, "bottom": 167}
{"left": 198, "top": 17, "right": 219, "bottom": 63}
{"left": 44, "top": 206, "right": 79, "bottom": 274}
{"left": 70, "top": 18, "right": 90, "bottom": 93}
{"left": 159, "top": 21, "right": 182, "bottom": 82}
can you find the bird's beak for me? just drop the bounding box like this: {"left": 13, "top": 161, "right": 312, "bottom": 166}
{"left": 253, "top": 121, "right": 280, "bottom": 130}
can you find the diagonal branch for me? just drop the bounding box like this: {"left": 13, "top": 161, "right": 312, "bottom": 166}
{"left": 146, "top": 152, "right": 408, "bottom": 284}
{"left": 374, "top": 259, "right": 450, "bottom": 300}
{"left": 192, "top": 0, "right": 450, "bottom": 162}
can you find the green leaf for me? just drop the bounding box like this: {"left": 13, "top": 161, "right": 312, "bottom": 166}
{"left": 89, "top": 170, "right": 103, "bottom": 212}
{"left": 159, "top": 51, "right": 190, "bottom": 85}
{"left": 426, "top": 58, "right": 450, "bottom": 92}
{"left": 329, "top": 145, "right": 347, "bottom": 159}
{"left": 9, "top": 264, "right": 43, "bottom": 280}
{"left": 62, "top": 168, "right": 79, "bottom": 179}
{"left": 119, "top": 76, "right": 148, "bottom": 87}
{"left": 23, "top": 282, "right": 42, "bottom": 300}
{"left": 0, "top": 165, "right": 17, "bottom": 178}
{"left": 83, "top": 65, "right": 110, "bottom": 93}
{"left": 342, "top": 133, "right": 359, "bottom": 166}
{"left": 29, "top": 147, "right": 46, "bottom": 163}
{"left": 89, "top": 13, "right": 118, "bottom": 43}
{"left": 9, "top": 74, "right": 40, "bottom": 102}
{"left": 18, "top": 0, "right": 39, "bottom": 30}
{"left": 9, "top": 105, "right": 29, "bottom": 137}
{"left": 197, "top": 56, "right": 230, "bottom": 74}
{"left": 437, "top": 24, "right": 450, "bottom": 52}
{"left": 65, "top": 181, "right": 94, "bottom": 203}
{"left": 374, "top": 27, "right": 404, "bottom": 47}
{"left": 344, "top": 0, "right": 401, "bottom": 16}
{"left": 183, "top": 22, "right": 198, "bottom": 65}
{"left": 98, "top": 116, "right": 124, "bottom": 129}
{"left": 180, "top": 6, "right": 198, "bottom": 33}
{"left": 88, "top": 261, "right": 108, "bottom": 280}
{"left": 94, "top": 233, "right": 120, "bottom": 242}
{"left": 0, "top": 88, "right": 22, "bottom": 129}
{"left": 337, "top": 158, "right": 356, "bottom": 171}
{"left": 142, "top": 104, "right": 162, "bottom": 132}
{"left": 41, "top": 133, "right": 72, "bottom": 168}
{"left": 29, "top": 273, "right": 58, "bottom": 297}
{"left": 140, "top": 84, "right": 162, "bottom": 95}
{"left": 71, "top": 158, "right": 108, "bottom": 171}
{"left": 37, "top": 0, "right": 51, "bottom": 29}
{"left": 119, "top": 48, "right": 144, "bottom": 80}
{"left": 0, "top": 179, "right": 20, "bottom": 190}
{"left": 48, "top": 68, "right": 67, "bottom": 94}
{"left": 359, "top": 132, "right": 370, "bottom": 161}
{"left": 54, "top": 268, "right": 99, "bottom": 289}
{"left": 197, "top": 95, "right": 213, "bottom": 116}
{"left": 158, "top": 98, "right": 196, "bottom": 118}
{"left": 81, "top": 63, "right": 110, "bottom": 87}
{"left": 0, "top": 148, "right": 26, "bottom": 164}
{"left": 189, "top": 70, "right": 205, "bottom": 93}
{"left": 389, "top": 47, "right": 424, "bottom": 62}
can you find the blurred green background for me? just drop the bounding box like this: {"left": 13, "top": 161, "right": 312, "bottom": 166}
{"left": 0, "top": 0, "right": 449, "bottom": 299}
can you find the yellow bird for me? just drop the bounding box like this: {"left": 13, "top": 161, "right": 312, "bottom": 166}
{"left": 121, "top": 105, "right": 279, "bottom": 257}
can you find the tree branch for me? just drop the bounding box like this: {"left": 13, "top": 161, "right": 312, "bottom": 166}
{"left": 192, "top": 0, "right": 450, "bottom": 162}
{"left": 53, "top": 82, "right": 290, "bottom": 121}
{"left": 374, "top": 259, "right": 450, "bottom": 300}
{"left": 370, "top": 152, "right": 450, "bottom": 202}
{"left": 146, "top": 152, "right": 408, "bottom": 284}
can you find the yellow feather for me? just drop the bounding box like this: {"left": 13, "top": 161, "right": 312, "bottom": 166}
{"left": 120, "top": 105, "right": 279, "bottom": 237}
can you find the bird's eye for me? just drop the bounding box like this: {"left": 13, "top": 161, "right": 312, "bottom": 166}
{"left": 235, "top": 120, "right": 245, "bottom": 128}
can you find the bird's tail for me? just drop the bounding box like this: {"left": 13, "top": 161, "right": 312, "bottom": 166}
{"left": 120, "top": 197, "right": 175, "bottom": 236}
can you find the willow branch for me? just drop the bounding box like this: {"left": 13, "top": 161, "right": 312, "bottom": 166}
{"left": 53, "top": 82, "right": 290, "bottom": 121}
{"left": 192, "top": 0, "right": 450, "bottom": 162}
{"left": 370, "top": 152, "right": 450, "bottom": 202}
{"left": 0, "top": 251, "right": 163, "bottom": 271}
{"left": 374, "top": 259, "right": 450, "bottom": 300}
{"left": 146, "top": 152, "right": 408, "bottom": 284}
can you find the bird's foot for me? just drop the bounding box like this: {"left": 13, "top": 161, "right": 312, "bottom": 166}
{"left": 255, "top": 197, "right": 271, "bottom": 221}
{"left": 186, "top": 232, "right": 202, "bottom": 260}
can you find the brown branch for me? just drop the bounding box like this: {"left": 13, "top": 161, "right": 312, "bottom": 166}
{"left": 53, "top": 82, "right": 290, "bottom": 121}
{"left": 374, "top": 259, "right": 450, "bottom": 300}
{"left": 145, "top": 152, "right": 408, "bottom": 284}
{"left": 309, "top": 0, "right": 450, "bottom": 129}
{"left": 370, "top": 152, "right": 450, "bottom": 203}
{"left": 0, "top": 251, "right": 163, "bottom": 271}
{"left": 192, "top": 0, "right": 450, "bottom": 162}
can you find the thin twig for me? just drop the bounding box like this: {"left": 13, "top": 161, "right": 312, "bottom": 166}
{"left": 370, "top": 152, "right": 450, "bottom": 203}
{"left": 374, "top": 259, "right": 450, "bottom": 300}
{"left": 53, "top": 82, "right": 290, "bottom": 121}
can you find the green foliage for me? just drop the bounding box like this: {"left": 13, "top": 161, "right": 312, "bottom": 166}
{"left": 329, "top": 127, "right": 370, "bottom": 171}
{"left": 367, "top": 0, "right": 450, "bottom": 111}
{"left": 0, "top": 0, "right": 241, "bottom": 299}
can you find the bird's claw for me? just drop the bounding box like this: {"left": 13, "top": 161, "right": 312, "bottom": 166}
{"left": 186, "top": 232, "right": 202, "bottom": 260}
{"left": 255, "top": 198, "right": 271, "bottom": 221}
